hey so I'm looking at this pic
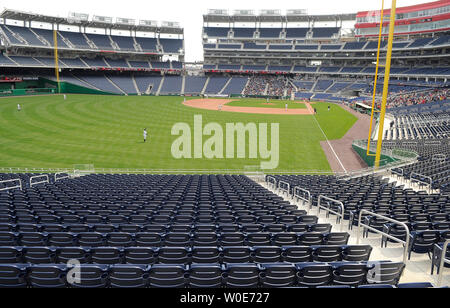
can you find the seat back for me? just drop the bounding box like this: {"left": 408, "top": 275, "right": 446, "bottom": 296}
{"left": 259, "top": 263, "right": 297, "bottom": 288}
{"left": 189, "top": 264, "right": 223, "bottom": 288}
{"left": 223, "top": 264, "right": 260, "bottom": 288}
{"left": 296, "top": 263, "right": 333, "bottom": 287}
{"left": 109, "top": 265, "right": 149, "bottom": 288}
{"left": 148, "top": 264, "right": 187, "bottom": 288}
{"left": 366, "top": 262, "right": 405, "bottom": 285}
{"left": 332, "top": 262, "right": 368, "bottom": 286}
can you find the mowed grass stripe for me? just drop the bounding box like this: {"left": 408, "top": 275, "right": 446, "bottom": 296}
{"left": 0, "top": 95, "right": 357, "bottom": 171}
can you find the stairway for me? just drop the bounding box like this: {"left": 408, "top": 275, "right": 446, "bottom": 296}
{"left": 242, "top": 78, "right": 250, "bottom": 95}
{"left": 105, "top": 75, "right": 127, "bottom": 95}
{"left": 312, "top": 79, "right": 320, "bottom": 92}
{"left": 2, "top": 25, "right": 27, "bottom": 45}
{"left": 219, "top": 77, "right": 232, "bottom": 95}
{"left": 201, "top": 77, "right": 210, "bottom": 95}
{"left": 29, "top": 28, "right": 50, "bottom": 47}
{"left": 181, "top": 76, "right": 186, "bottom": 95}
{"left": 83, "top": 34, "right": 97, "bottom": 49}
{"left": 72, "top": 74, "right": 101, "bottom": 91}
{"left": 132, "top": 75, "right": 140, "bottom": 95}
{"left": 156, "top": 76, "right": 165, "bottom": 96}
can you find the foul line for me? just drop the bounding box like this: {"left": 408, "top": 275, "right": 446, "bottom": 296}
{"left": 312, "top": 114, "right": 348, "bottom": 174}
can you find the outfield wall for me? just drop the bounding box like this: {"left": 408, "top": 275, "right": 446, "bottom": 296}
{"left": 0, "top": 88, "right": 56, "bottom": 97}
{"left": 41, "top": 78, "right": 117, "bottom": 96}
{"left": 0, "top": 79, "right": 117, "bottom": 97}
{"left": 352, "top": 140, "right": 418, "bottom": 168}
{"left": 352, "top": 144, "right": 398, "bottom": 167}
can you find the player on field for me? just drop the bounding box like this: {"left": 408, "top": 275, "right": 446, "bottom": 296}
{"left": 143, "top": 128, "right": 148, "bottom": 143}
{"left": 17, "top": 104, "right": 21, "bottom": 112}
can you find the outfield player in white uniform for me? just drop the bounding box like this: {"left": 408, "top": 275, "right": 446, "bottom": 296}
{"left": 17, "top": 104, "right": 21, "bottom": 112}
{"left": 143, "top": 129, "right": 148, "bottom": 143}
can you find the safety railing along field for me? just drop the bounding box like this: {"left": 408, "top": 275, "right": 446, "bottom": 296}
{"left": 317, "top": 196, "right": 345, "bottom": 231}
{"left": 30, "top": 175, "right": 49, "bottom": 188}
{"left": 0, "top": 179, "right": 22, "bottom": 192}
{"left": 410, "top": 172, "right": 433, "bottom": 194}
{"left": 0, "top": 167, "right": 345, "bottom": 176}
{"left": 357, "top": 210, "right": 410, "bottom": 265}
{"left": 293, "top": 186, "right": 312, "bottom": 212}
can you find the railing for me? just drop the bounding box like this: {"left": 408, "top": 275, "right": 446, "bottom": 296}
{"left": 54, "top": 172, "right": 70, "bottom": 182}
{"left": 391, "top": 168, "right": 404, "bottom": 179}
{"left": 293, "top": 186, "right": 312, "bottom": 213}
{"left": 0, "top": 179, "right": 22, "bottom": 192}
{"left": 30, "top": 175, "right": 49, "bottom": 188}
{"left": 317, "top": 195, "right": 345, "bottom": 231}
{"left": 357, "top": 210, "right": 410, "bottom": 264}
{"left": 277, "top": 181, "right": 290, "bottom": 197}
{"left": 0, "top": 167, "right": 342, "bottom": 176}
{"left": 266, "top": 176, "right": 277, "bottom": 190}
{"left": 437, "top": 240, "right": 450, "bottom": 287}
{"left": 410, "top": 172, "right": 433, "bottom": 193}
{"left": 0, "top": 167, "right": 73, "bottom": 174}
{"left": 346, "top": 140, "right": 419, "bottom": 180}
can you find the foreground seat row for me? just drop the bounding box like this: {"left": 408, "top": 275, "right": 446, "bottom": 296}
{"left": 0, "top": 231, "right": 350, "bottom": 247}
{"left": 0, "top": 245, "right": 373, "bottom": 264}
{"left": 0, "top": 222, "right": 333, "bottom": 234}
{"left": 0, "top": 261, "right": 405, "bottom": 288}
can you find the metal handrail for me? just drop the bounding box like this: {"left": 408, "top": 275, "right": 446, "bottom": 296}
{"left": 266, "top": 176, "right": 277, "bottom": 190}
{"left": 293, "top": 186, "right": 312, "bottom": 213}
{"left": 357, "top": 210, "right": 410, "bottom": 264}
{"left": 278, "top": 181, "right": 290, "bottom": 197}
{"left": 317, "top": 195, "right": 345, "bottom": 231}
{"left": 0, "top": 179, "right": 22, "bottom": 192}
{"left": 30, "top": 175, "right": 49, "bottom": 188}
{"left": 55, "top": 172, "right": 70, "bottom": 182}
{"left": 410, "top": 172, "right": 433, "bottom": 193}
{"left": 0, "top": 166, "right": 341, "bottom": 176}
{"left": 437, "top": 240, "right": 450, "bottom": 287}
{"left": 391, "top": 168, "right": 404, "bottom": 179}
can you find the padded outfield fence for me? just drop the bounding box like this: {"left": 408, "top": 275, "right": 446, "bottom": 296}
{"left": 351, "top": 139, "right": 419, "bottom": 169}
{"left": 0, "top": 88, "right": 57, "bottom": 97}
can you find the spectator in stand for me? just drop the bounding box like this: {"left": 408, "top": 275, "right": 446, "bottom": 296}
{"left": 243, "top": 75, "right": 293, "bottom": 97}
{"left": 386, "top": 88, "right": 448, "bottom": 109}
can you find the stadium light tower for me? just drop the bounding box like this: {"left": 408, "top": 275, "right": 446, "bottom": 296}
{"left": 374, "top": 0, "right": 397, "bottom": 169}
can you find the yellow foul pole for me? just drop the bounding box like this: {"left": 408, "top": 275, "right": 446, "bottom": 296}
{"left": 53, "top": 29, "right": 61, "bottom": 94}
{"left": 375, "top": 0, "right": 397, "bottom": 169}
{"left": 367, "top": 0, "right": 385, "bottom": 156}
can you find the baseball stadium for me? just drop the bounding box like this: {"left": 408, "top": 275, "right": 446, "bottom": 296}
{"left": 0, "top": 0, "right": 449, "bottom": 292}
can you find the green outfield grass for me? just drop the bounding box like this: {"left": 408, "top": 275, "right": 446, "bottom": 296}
{"left": 226, "top": 99, "right": 307, "bottom": 109}
{"left": 0, "top": 95, "right": 357, "bottom": 172}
